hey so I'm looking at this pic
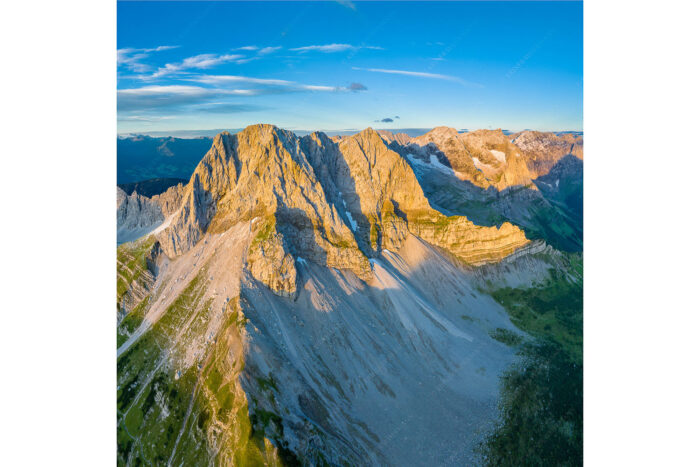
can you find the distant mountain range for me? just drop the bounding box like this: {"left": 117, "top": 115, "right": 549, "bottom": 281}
{"left": 117, "top": 135, "right": 213, "bottom": 184}
{"left": 117, "top": 124, "right": 583, "bottom": 465}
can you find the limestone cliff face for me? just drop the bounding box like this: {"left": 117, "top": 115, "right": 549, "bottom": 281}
{"left": 152, "top": 124, "right": 530, "bottom": 296}
{"left": 117, "top": 187, "right": 164, "bottom": 231}
{"left": 156, "top": 132, "right": 238, "bottom": 256}
{"left": 304, "top": 128, "right": 433, "bottom": 255}
{"left": 247, "top": 217, "right": 298, "bottom": 297}
{"left": 117, "top": 183, "right": 186, "bottom": 245}
{"left": 158, "top": 124, "right": 372, "bottom": 296}
{"left": 151, "top": 182, "right": 185, "bottom": 217}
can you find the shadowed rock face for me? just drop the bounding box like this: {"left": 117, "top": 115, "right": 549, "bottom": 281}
{"left": 117, "top": 184, "right": 184, "bottom": 244}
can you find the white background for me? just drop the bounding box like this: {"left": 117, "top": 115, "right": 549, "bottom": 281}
{"left": 1, "top": 0, "right": 699, "bottom": 464}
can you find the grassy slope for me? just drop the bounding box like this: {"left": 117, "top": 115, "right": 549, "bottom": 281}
{"left": 117, "top": 237, "right": 157, "bottom": 347}
{"left": 481, "top": 253, "right": 583, "bottom": 466}
{"left": 116, "top": 247, "right": 290, "bottom": 466}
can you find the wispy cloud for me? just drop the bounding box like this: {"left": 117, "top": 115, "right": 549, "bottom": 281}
{"left": 188, "top": 103, "right": 264, "bottom": 114}
{"left": 258, "top": 46, "right": 282, "bottom": 55}
{"left": 352, "top": 67, "right": 482, "bottom": 87}
{"left": 188, "top": 75, "right": 368, "bottom": 93}
{"left": 117, "top": 85, "right": 252, "bottom": 111}
{"left": 190, "top": 75, "right": 294, "bottom": 86}
{"left": 291, "top": 43, "right": 383, "bottom": 53}
{"left": 117, "top": 115, "right": 175, "bottom": 123}
{"left": 117, "top": 45, "right": 179, "bottom": 72}
{"left": 298, "top": 85, "right": 337, "bottom": 92}
{"left": 335, "top": 0, "right": 356, "bottom": 10}
{"left": 233, "top": 45, "right": 280, "bottom": 56}
{"left": 118, "top": 79, "right": 367, "bottom": 113}
{"left": 118, "top": 85, "right": 217, "bottom": 96}
{"left": 151, "top": 53, "right": 245, "bottom": 78}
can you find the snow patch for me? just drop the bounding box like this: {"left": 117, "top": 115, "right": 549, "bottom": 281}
{"left": 407, "top": 153, "right": 465, "bottom": 178}
{"left": 472, "top": 157, "right": 492, "bottom": 172}
{"left": 346, "top": 211, "right": 358, "bottom": 231}
{"left": 428, "top": 154, "right": 453, "bottom": 174}
{"left": 490, "top": 149, "right": 506, "bottom": 163}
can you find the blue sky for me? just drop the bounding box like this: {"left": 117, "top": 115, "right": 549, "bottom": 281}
{"left": 117, "top": 1, "right": 582, "bottom": 134}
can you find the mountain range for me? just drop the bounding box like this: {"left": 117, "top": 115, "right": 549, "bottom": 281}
{"left": 117, "top": 124, "right": 583, "bottom": 465}
{"left": 117, "top": 135, "right": 213, "bottom": 184}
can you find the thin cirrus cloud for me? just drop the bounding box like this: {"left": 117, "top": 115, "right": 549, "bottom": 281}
{"left": 232, "top": 45, "right": 281, "bottom": 56}
{"left": 190, "top": 75, "right": 295, "bottom": 86}
{"left": 117, "top": 115, "right": 175, "bottom": 123}
{"left": 188, "top": 103, "right": 265, "bottom": 114}
{"left": 188, "top": 75, "right": 368, "bottom": 93}
{"left": 117, "top": 85, "right": 254, "bottom": 111}
{"left": 352, "top": 67, "right": 483, "bottom": 87}
{"left": 291, "top": 43, "right": 383, "bottom": 53}
{"left": 150, "top": 53, "right": 246, "bottom": 78}
{"left": 258, "top": 46, "right": 282, "bottom": 55}
{"left": 117, "top": 45, "right": 179, "bottom": 72}
{"left": 118, "top": 79, "right": 368, "bottom": 112}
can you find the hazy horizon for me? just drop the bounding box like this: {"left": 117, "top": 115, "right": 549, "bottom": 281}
{"left": 117, "top": 125, "right": 584, "bottom": 139}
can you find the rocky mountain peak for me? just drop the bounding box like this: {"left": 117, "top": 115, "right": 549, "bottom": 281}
{"left": 153, "top": 125, "right": 531, "bottom": 297}
{"left": 349, "top": 127, "right": 388, "bottom": 148}
{"left": 426, "top": 125, "right": 460, "bottom": 138}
